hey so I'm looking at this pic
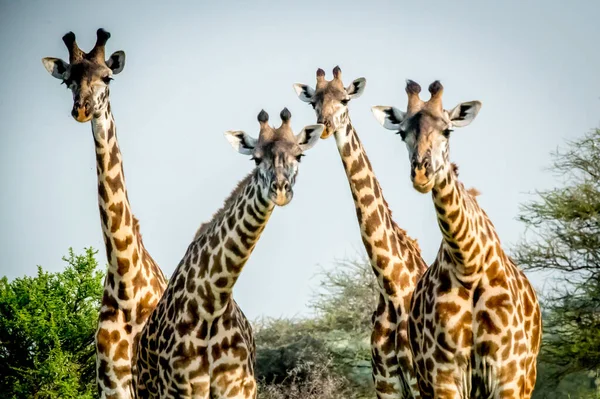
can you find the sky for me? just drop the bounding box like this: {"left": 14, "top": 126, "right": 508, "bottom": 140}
{"left": 1, "top": 0, "right": 599, "bottom": 320}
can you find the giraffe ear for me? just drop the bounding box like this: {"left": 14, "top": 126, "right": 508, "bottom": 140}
{"left": 42, "top": 57, "right": 69, "bottom": 80}
{"left": 224, "top": 130, "right": 257, "bottom": 155}
{"left": 293, "top": 84, "right": 315, "bottom": 103}
{"left": 296, "top": 124, "right": 325, "bottom": 152}
{"left": 107, "top": 51, "right": 126, "bottom": 74}
{"left": 346, "top": 78, "right": 366, "bottom": 99}
{"left": 371, "top": 106, "right": 406, "bottom": 130}
{"left": 446, "top": 101, "right": 482, "bottom": 128}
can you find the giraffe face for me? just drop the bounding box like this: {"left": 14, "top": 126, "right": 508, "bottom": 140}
{"left": 294, "top": 66, "right": 366, "bottom": 138}
{"left": 372, "top": 81, "right": 481, "bottom": 193}
{"left": 225, "top": 109, "right": 324, "bottom": 206}
{"left": 42, "top": 30, "right": 126, "bottom": 123}
{"left": 389, "top": 110, "right": 453, "bottom": 193}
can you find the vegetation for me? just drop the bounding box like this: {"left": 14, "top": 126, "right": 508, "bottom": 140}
{"left": 2, "top": 129, "right": 600, "bottom": 398}
{"left": 255, "top": 258, "right": 377, "bottom": 398}
{"left": 513, "top": 128, "right": 600, "bottom": 398}
{"left": 0, "top": 248, "right": 103, "bottom": 399}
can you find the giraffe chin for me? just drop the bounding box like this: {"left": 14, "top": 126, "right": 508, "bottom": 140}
{"left": 412, "top": 179, "right": 434, "bottom": 194}
{"left": 320, "top": 128, "right": 333, "bottom": 139}
{"left": 73, "top": 109, "right": 92, "bottom": 123}
{"left": 271, "top": 191, "right": 292, "bottom": 207}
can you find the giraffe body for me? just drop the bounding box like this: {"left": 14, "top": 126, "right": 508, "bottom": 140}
{"left": 136, "top": 171, "right": 270, "bottom": 399}
{"left": 409, "top": 173, "right": 541, "bottom": 398}
{"left": 42, "top": 29, "right": 168, "bottom": 398}
{"left": 295, "top": 67, "right": 427, "bottom": 398}
{"left": 372, "top": 81, "right": 541, "bottom": 398}
{"left": 135, "top": 110, "right": 324, "bottom": 399}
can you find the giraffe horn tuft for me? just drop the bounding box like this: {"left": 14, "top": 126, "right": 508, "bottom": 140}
{"left": 427, "top": 80, "right": 444, "bottom": 109}
{"left": 280, "top": 107, "right": 291, "bottom": 123}
{"left": 428, "top": 80, "right": 443, "bottom": 96}
{"left": 332, "top": 65, "right": 342, "bottom": 80}
{"left": 257, "top": 109, "right": 269, "bottom": 123}
{"left": 89, "top": 28, "right": 111, "bottom": 63}
{"left": 405, "top": 80, "right": 422, "bottom": 95}
{"left": 316, "top": 68, "right": 326, "bottom": 86}
{"left": 405, "top": 80, "right": 423, "bottom": 113}
{"left": 62, "top": 31, "right": 84, "bottom": 63}
{"left": 95, "top": 28, "right": 111, "bottom": 47}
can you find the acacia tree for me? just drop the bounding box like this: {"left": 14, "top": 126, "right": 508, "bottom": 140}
{"left": 255, "top": 257, "right": 378, "bottom": 399}
{"left": 513, "top": 129, "right": 600, "bottom": 391}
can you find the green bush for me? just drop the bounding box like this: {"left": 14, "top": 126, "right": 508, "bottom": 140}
{"left": 0, "top": 248, "right": 103, "bottom": 399}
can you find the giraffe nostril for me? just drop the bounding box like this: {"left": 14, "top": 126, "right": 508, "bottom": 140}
{"left": 282, "top": 182, "right": 290, "bottom": 192}
{"left": 270, "top": 182, "right": 278, "bottom": 192}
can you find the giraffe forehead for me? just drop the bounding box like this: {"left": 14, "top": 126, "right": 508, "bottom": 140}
{"left": 326, "top": 87, "right": 346, "bottom": 101}
{"left": 68, "top": 60, "right": 109, "bottom": 81}
{"left": 257, "top": 139, "right": 297, "bottom": 157}
{"left": 406, "top": 111, "right": 445, "bottom": 136}
{"left": 314, "top": 85, "right": 345, "bottom": 104}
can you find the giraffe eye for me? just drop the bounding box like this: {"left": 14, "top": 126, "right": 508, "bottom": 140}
{"left": 251, "top": 156, "right": 261, "bottom": 166}
{"left": 397, "top": 130, "right": 407, "bottom": 140}
{"left": 443, "top": 129, "right": 453, "bottom": 138}
{"left": 296, "top": 154, "right": 304, "bottom": 162}
{"left": 340, "top": 99, "right": 349, "bottom": 106}
{"left": 310, "top": 102, "right": 316, "bottom": 110}
{"left": 102, "top": 76, "right": 113, "bottom": 85}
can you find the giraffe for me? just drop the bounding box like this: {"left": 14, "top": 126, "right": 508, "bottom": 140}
{"left": 372, "top": 80, "right": 542, "bottom": 398}
{"left": 42, "top": 29, "right": 168, "bottom": 398}
{"left": 294, "top": 66, "right": 427, "bottom": 399}
{"left": 135, "top": 108, "right": 324, "bottom": 399}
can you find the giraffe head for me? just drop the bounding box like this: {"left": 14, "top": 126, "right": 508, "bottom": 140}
{"left": 372, "top": 81, "right": 481, "bottom": 193}
{"left": 42, "top": 29, "right": 126, "bottom": 123}
{"left": 293, "top": 66, "right": 366, "bottom": 138}
{"left": 225, "top": 108, "right": 324, "bottom": 206}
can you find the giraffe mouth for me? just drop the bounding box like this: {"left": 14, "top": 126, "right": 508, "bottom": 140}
{"left": 412, "top": 165, "right": 442, "bottom": 193}
{"left": 72, "top": 107, "right": 92, "bottom": 123}
{"left": 270, "top": 190, "right": 293, "bottom": 206}
{"left": 412, "top": 179, "right": 435, "bottom": 194}
{"left": 320, "top": 126, "right": 334, "bottom": 139}
{"left": 412, "top": 178, "right": 434, "bottom": 194}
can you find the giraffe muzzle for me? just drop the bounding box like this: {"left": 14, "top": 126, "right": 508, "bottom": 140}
{"left": 411, "top": 165, "right": 434, "bottom": 194}
{"left": 72, "top": 102, "right": 92, "bottom": 123}
{"left": 320, "top": 127, "right": 334, "bottom": 139}
{"left": 319, "top": 120, "right": 334, "bottom": 139}
{"left": 270, "top": 181, "right": 292, "bottom": 206}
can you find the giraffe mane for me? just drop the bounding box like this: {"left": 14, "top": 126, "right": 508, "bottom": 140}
{"left": 382, "top": 195, "right": 422, "bottom": 253}
{"left": 467, "top": 187, "right": 481, "bottom": 197}
{"left": 394, "top": 223, "right": 421, "bottom": 253}
{"left": 193, "top": 170, "right": 256, "bottom": 239}
{"left": 451, "top": 162, "right": 459, "bottom": 177}
{"left": 451, "top": 163, "right": 481, "bottom": 199}
{"left": 132, "top": 215, "right": 142, "bottom": 235}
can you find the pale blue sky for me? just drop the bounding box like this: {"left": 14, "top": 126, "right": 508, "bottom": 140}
{"left": 1, "top": 0, "right": 599, "bottom": 320}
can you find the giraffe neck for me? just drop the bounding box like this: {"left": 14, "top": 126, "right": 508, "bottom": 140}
{"left": 333, "top": 117, "right": 422, "bottom": 297}
{"left": 431, "top": 164, "right": 501, "bottom": 279}
{"left": 91, "top": 102, "right": 160, "bottom": 287}
{"left": 181, "top": 170, "right": 275, "bottom": 319}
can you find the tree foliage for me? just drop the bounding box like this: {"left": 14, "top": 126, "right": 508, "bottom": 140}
{"left": 513, "top": 129, "right": 600, "bottom": 396}
{"left": 0, "top": 248, "right": 103, "bottom": 399}
{"left": 255, "top": 258, "right": 377, "bottom": 398}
